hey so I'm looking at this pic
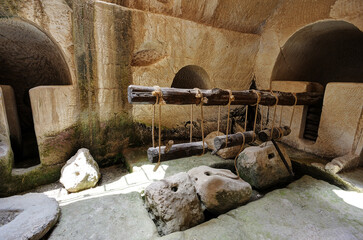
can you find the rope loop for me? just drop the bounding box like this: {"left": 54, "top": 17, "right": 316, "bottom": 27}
{"left": 151, "top": 86, "right": 164, "bottom": 172}
{"left": 225, "top": 89, "right": 235, "bottom": 147}
{"left": 152, "top": 86, "right": 166, "bottom": 105}
{"left": 270, "top": 90, "right": 279, "bottom": 141}
{"left": 250, "top": 90, "right": 261, "bottom": 106}
{"left": 193, "top": 88, "right": 206, "bottom": 155}
{"left": 194, "top": 88, "right": 207, "bottom": 105}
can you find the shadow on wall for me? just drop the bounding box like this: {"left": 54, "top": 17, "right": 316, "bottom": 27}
{"left": 0, "top": 17, "right": 72, "bottom": 167}
{"left": 271, "top": 20, "right": 363, "bottom": 142}
{"left": 171, "top": 65, "right": 211, "bottom": 89}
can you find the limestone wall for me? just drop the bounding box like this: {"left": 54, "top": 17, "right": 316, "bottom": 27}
{"left": 94, "top": 1, "right": 260, "bottom": 130}
{"left": 254, "top": 0, "right": 363, "bottom": 90}
{"left": 272, "top": 81, "right": 363, "bottom": 158}
{"left": 102, "top": 0, "right": 279, "bottom": 33}
{"left": 8, "top": 0, "right": 77, "bottom": 84}
{"left": 29, "top": 86, "right": 80, "bottom": 165}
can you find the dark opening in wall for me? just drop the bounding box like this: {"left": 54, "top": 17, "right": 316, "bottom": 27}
{"left": 271, "top": 20, "right": 363, "bottom": 141}
{"left": 0, "top": 18, "right": 72, "bottom": 167}
{"left": 171, "top": 65, "right": 211, "bottom": 89}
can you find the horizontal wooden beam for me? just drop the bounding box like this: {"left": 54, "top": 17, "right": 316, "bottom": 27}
{"left": 128, "top": 85, "right": 323, "bottom": 106}
{"left": 147, "top": 141, "right": 207, "bottom": 163}
{"left": 213, "top": 126, "right": 291, "bottom": 151}
{"left": 258, "top": 126, "right": 291, "bottom": 142}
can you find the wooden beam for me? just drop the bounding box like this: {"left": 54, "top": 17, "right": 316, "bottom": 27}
{"left": 213, "top": 126, "right": 291, "bottom": 151}
{"left": 128, "top": 85, "right": 323, "bottom": 106}
{"left": 147, "top": 141, "right": 208, "bottom": 163}
{"left": 213, "top": 131, "right": 256, "bottom": 152}
{"left": 258, "top": 126, "right": 291, "bottom": 142}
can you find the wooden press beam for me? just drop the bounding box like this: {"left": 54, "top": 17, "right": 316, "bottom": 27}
{"left": 147, "top": 141, "right": 208, "bottom": 163}
{"left": 213, "top": 131, "right": 256, "bottom": 152}
{"left": 128, "top": 85, "right": 323, "bottom": 106}
{"left": 213, "top": 126, "right": 291, "bottom": 151}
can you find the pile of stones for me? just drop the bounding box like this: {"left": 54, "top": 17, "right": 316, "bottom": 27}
{"left": 144, "top": 166, "right": 252, "bottom": 235}
{"left": 145, "top": 141, "right": 293, "bottom": 235}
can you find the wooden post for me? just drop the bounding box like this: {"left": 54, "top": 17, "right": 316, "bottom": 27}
{"left": 128, "top": 85, "right": 323, "bottom": 106}
{"left": 147, "top": 141, "right": 208, "bottom": 163}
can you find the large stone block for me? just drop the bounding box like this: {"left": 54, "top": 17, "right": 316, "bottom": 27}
{"left": 0, "top": 193, "right": 60, "bottom": 240}
{"left": 188, "top": 166, "right": 252, "bottom": 214}
{"left": 144, "top": 172, "right": 204, "bottom": 236}
{"left": 237, "top": 142, "right": 292, "bottom": 189}
{"left": 60, "top": 148, "right": 101, "bottom": 193}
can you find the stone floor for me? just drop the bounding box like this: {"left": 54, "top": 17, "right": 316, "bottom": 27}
{"left": 19, "top": 147, "right": 363, "bottom": 240}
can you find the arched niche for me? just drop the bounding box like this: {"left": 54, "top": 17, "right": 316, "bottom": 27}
{"left": 171, "top": 65, "right": 211, "bottom": 89}
{"left": 0, "top": 17, "right": 72, "bottom": 167}
{"left": 271, "top": 20, "right": 363, "bottom": 141}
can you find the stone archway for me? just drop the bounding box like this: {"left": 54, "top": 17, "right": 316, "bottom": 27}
{"left": 0, "top": 17, "right": 72, "bottom": 167}
{"left": 271, "top": 20, "right": 363, "bottom": 141}
{"left": 171, "top": 65, "right": 211, "bottom": 89}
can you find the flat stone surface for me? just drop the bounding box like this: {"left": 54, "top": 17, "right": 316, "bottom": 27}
{"left": 25, "top": 150, "right": 363, "bottom": 240}
{"left": 48, "top": 192, "right": 158, "bottom": 240}
{"left": 0, "top": 193, "right": 60, "bottom": 240}
{"left": 165, "top": 175, "right": 363, "bottom": 240}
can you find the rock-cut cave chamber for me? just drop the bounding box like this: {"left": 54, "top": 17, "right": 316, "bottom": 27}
{"left": 0, "top": 18, "right": 72, "bottom": 167}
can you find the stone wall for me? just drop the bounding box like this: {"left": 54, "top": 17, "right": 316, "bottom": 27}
{"left": 0, "top": 0, "right": 362, "bottom": 195}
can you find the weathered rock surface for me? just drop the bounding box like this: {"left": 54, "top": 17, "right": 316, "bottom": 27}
{"left": 169, "top": 176, "right": 363, "bottom": 240}
{"left": 237, "top": 142, "right": 292, "bottom": 189}
{"left": 188, "top": 166, "right": 252, "bottom": 214}
{"left": 325, "top": 153, "right": 362, "bottom": 174}
{"left": 144, "top": 172, "right": 204, "bottom": 235}
{"left": 0, "top": 193, "right": 60, "bottom": 240}
{"left": 60, "top": 148, "right": 101, "bottom": 193}
{"left": 205, "top": 131, "right": 241, "bottom": 159}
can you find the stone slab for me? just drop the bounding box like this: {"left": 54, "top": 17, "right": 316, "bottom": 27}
{"left": 0, "top": 193, "right": 60, "bottom": 240}
{"left": 48, "top": 192, "right": 158, "bottom": 240}
{"left": 163, "top": 176, "right": 363, "bottom": 240}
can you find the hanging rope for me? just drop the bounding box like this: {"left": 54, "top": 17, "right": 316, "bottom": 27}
{"left": 225, "top": 90, "right": 235, "bottom": 147}
{"left": 152, "top": 105, "right": 155, "bottom": 148}
{"left": 289, "top": 93, "right": 297, "bottom": 128}
{"left": 152, "top": 86, "right": 165, "bottom": 172}
{"left": 190, "top": 105, "right": 193, "bottom": 143}
{"left": 270, "top": 91, "right": 279, "bottom": 141}
{"left": 217, "top": 106, "right": 221, "bottom": 134}
{"left": 194, "top": 88, "right": 207, "bottom": 155}
{"left": 279, "top": 106, "right": 283, "bottom": 126}
{"left": 251, "top": 90, "right": 261, "bottom": 136}
{"left": 260, "top": 105, "right": 264, "bottom": 131}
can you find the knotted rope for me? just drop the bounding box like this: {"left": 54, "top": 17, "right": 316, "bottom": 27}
{"left": 152, "top": 86, "right": 165, "bottom": 172}
{"left": 225, "top": 90, "right": 235, "bottom": 147}
{"left": 194, "top": 88, "right": 207, "bottom": 155}
{"left": 270, "top": 91, "right": 279, "bottom": 141}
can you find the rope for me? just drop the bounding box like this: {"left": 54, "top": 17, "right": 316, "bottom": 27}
{"left": 260, "top": 105, "right": 264, "bottom": 131}
{"left": 244, "top": 105, "right": 248, "bottom": 132}
{"left": 190, "top": 105, "right": 193, "bottom": 143}
{"left": 194, "top": 88, "right": 206, "bottom": 155}
{"left": 225, "top": 90, "right": 235, "bottom": 147}
{"left": 279, "top": 106, "right": 283, "bottom": 126}
{"left": 289, "top": 93, "right": 297, "bottom": 128}
{"left": 217, "top": 106, "right": 221, "bottom": 134}
{"left": 251, "top": 90, "right": 261, "bottom": 136}
{"left": 152, "top": 105, "right": 155, "bottom": 148}
{"left": 152, "top": 86, "right": 164, "bottom": 172}
{"left": 270, "top": 91, "right": 279, "bottom": 141}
